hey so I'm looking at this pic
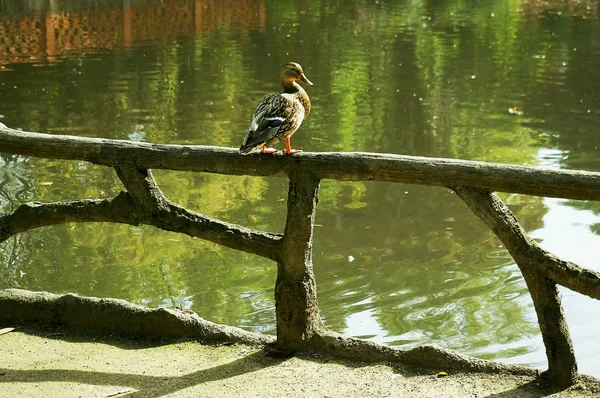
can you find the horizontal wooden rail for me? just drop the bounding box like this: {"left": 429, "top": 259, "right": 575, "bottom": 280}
{"left": 2, "top": 123, "right": 600, "bottom": 200}
{"left": 1, "top": 123, "right": 599, "bottom": 387}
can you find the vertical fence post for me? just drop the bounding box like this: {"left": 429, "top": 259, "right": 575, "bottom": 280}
{"left": 519, "top": 267, "right": 578, "bottom": 386}
{"left": 275, "top": 169, "right": 323, "bottom": 350}
{"left": 453, "top": 186, "right": 578, "bottom": 386}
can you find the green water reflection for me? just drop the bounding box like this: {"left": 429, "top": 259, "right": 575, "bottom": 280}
{"left": 0, "top": 0, "right": 599, "bottom": 375}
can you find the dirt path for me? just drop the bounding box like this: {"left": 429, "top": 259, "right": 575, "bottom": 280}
{"left": 1, "top": 329, "right": 598, "bottom": 398}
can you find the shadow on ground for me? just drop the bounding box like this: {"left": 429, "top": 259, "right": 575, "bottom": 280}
{"left": 2, "top": 350, "right": 281, "bottom": 397}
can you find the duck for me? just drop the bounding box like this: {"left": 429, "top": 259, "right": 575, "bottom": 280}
{"left": 240, "top": 62, "right": 312, "bottom": 155}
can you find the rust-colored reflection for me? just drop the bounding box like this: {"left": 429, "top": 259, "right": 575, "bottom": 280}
{"left": 0, "top": 0, "right": 265, "bottom": 66}
{"left": 520, "top": 0, "right": 598, "bottom": 16}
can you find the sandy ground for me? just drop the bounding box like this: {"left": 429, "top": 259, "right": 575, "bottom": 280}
{"left": 0, "top": 329, "right": 598, "bottom": 398}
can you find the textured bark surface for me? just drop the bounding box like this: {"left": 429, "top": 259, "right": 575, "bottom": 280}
{"left": 521, "top": 268, "right": 578, "bottom": 386}
{"left": 0, "top": 166, "right": 282, "bottom": 260}
{"left": 0, "top": 289, "right": 272, "bottom": 345}
{"left": 453, "top": 186, "right": 578, "bottom": 386}
{"left": 3, "top": 123, "right": 600, "bottom": 200}
{"left": 3, "top": 124, "right": 600, "bottom": 388}
{"left": 0, "top": 193, "right": 136, "bottom": 241}
{"left": 114, "top": 166, "right": 171, "bottom": 211}
{"left": 275, "top": 171, "right": 323, "bottom": 349}
{"left": 1, "top": 288, "right": 540, "bottom": 377}
{"left": 309, "top": 330, "right": 536, "bottom": 375}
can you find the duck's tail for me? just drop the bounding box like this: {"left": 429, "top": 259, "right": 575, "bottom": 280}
{"left": 239, "top": 130, "right": 258, "bottom": 154}
{"left": 239, "top": 144, "right": 254, "bottom": 155}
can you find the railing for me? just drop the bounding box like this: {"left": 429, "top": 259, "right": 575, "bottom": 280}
{"left": 1, "top": 122, "right": 600, "bottom": 387}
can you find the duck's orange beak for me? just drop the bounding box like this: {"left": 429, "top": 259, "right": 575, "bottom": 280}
{"left": 300, "top": 73, "right": 313, "bottom": 86}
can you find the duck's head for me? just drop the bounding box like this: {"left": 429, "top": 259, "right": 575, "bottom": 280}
{"left": 281, "top": 62, "right": 313, "bottom": 87}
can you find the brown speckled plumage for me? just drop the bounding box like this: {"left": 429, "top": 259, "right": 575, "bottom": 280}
{"left": 240, "top": 62, "right": 312, "bottom": 155}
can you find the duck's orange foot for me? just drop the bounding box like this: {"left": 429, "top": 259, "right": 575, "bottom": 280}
{"left": 283, "top": 137, "right": 301, "bottom": 155}
{"left": 261, "top": 147, "right": 278, "bottom": 154}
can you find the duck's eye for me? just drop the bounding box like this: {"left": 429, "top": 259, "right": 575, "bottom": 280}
{"left": 269, "top": 119, "right": 283, "bottom": 128}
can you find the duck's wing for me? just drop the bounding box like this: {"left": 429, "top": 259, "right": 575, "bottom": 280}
{"left": 240, "top": 94, "right": 292, "bottom": 153}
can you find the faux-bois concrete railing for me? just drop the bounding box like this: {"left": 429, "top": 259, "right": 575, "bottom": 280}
{"left": 1, "top": 123, "right": 600, "bottom": 387}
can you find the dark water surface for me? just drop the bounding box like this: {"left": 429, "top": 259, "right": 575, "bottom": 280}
{"left": 0, "top": 0, "right": 599, "bottom": 375}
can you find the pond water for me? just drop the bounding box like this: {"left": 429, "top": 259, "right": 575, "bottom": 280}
{"left": 0, "top": 0, "right": 599, "bottom": 376}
